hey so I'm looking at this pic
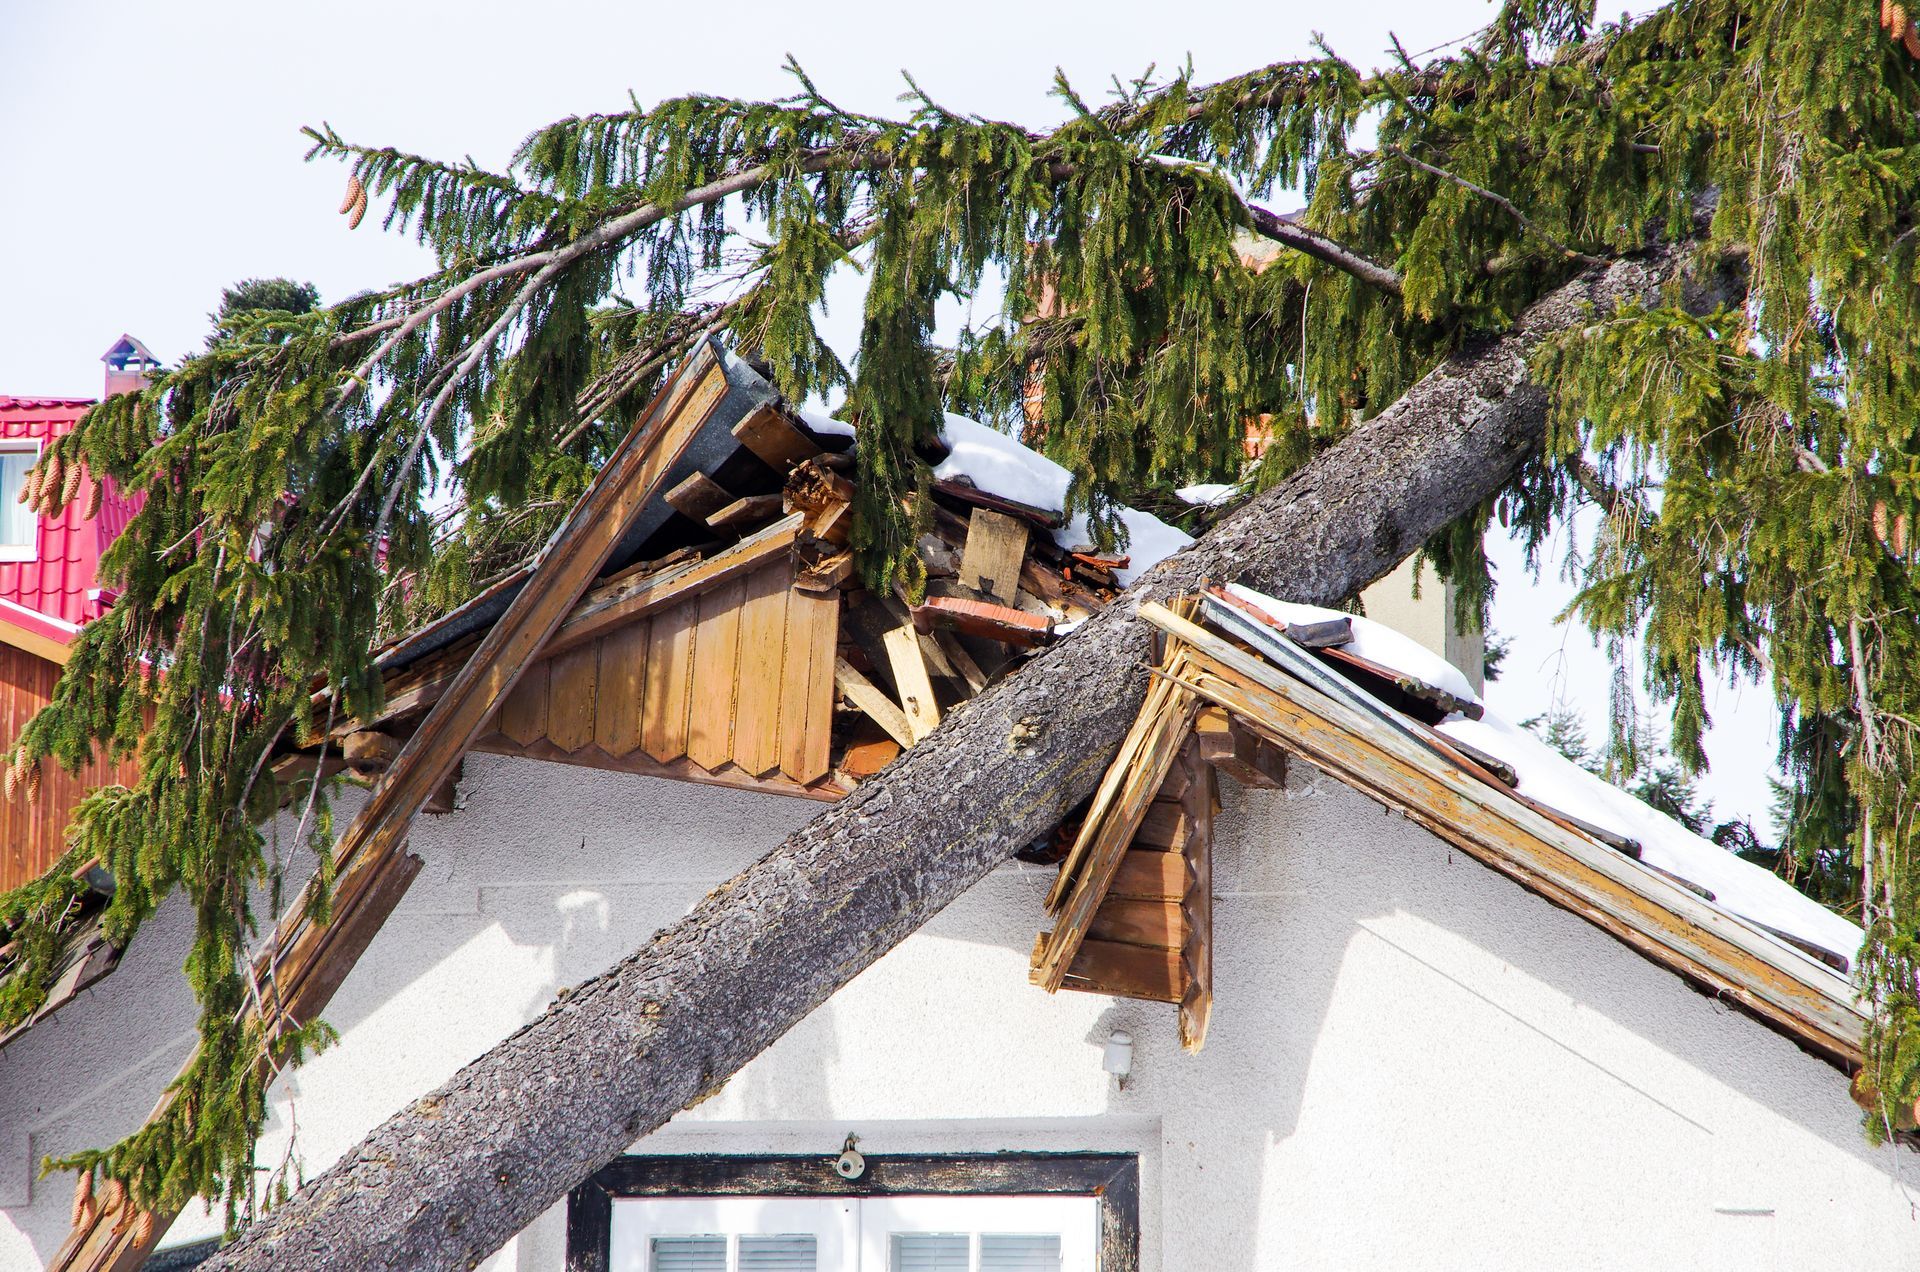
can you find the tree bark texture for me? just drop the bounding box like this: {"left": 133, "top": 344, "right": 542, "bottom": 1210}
{"left": 205, "top": 240, "right": 1734, "bottom": 1271}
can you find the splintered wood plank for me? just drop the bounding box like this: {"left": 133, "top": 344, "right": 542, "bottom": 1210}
{"left": 594, "top": 621, "right": 650, "bottom": 757}
{"left": 706, "top": 493, "right": 785, "bottom": 530}
{"left": 686, "top": 579, "right": 746, "bottom": 771}
{"left": 1179, "top": 744, "right": 1216, "bottom": 1052}
{"left": 959, "top": 507, "right": 1029, "bottom": 603}
{"left": 1086, "top": 899, "right": 1185, "bottom": 950}
{"left": 497, "top": 660, "right": 550, "bottom": 746}
{"left": 835, "top": 657, "right": 916, "bottom": 750}
{"left": 730, "top": 563, "right": 791, "bottom": 776}
{"left": 732, "top": 404, "right": 822, "bottom": 469}
{"left": 664, "top": 470, "right": 735, "bottom": 522}
{"left": 780, "top": 588, "right": 839, "bottom": 783}
{"left": 877, "top": 601, "right": 941, "bottom": 742}
{"left": 641, "top": 598, "right": 698, "bottom": 762}
{"left": 545, "top": 642, "right": 600, "bottom": 753}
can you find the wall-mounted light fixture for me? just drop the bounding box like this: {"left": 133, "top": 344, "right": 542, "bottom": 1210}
{"left": 834, "top": 1133, "right": 867, "bottom": 1180}
{"left": 1103, "top": 1029, "right": 1133, "bottom": 1089}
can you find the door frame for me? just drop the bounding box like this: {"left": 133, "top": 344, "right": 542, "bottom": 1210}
{"left": 566, "top": 1152, "right": 1140, "bottom": 1272}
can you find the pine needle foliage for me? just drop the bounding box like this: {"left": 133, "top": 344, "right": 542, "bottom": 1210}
{"left": 3, "top": 0, "right": 1920, "bottom": 1218}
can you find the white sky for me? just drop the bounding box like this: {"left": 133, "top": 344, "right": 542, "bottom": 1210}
{"left": 0, "top": 0, "right": 1782, "bottom": 828}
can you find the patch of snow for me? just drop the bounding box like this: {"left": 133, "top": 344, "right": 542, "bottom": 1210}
{"left": 1176, "top": 482, "right": 1239, "bottom": 506}
{"left": 1225, "top": 585, "right": 1481, "bottom": 707}
{"left": 1227, "top": 585, "right": 1859, "bottom": 966}
{"left": 797, "top": 407, "right": 855, "bottom": 439}
{"left": 1437, "top": 711, "right": 1862, "bottom": 966}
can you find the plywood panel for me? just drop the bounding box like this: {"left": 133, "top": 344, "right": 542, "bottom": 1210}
{"left": 546, "top": 642, "right": 600, "bottom": 753}
{"left": 686, "top": 579, "right": 745, "bottom": 771}
{"left": 730, "top": 564, "right": 790, "bottom": 777}
{"left": 640, "top": 597, "right": 697, "bottom": 763}
{"left": 594, "top": 621, "right": 650, "bottom": 757}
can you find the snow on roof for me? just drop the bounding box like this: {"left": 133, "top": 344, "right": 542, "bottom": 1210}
{"left": 1225, "top": 586, "right": 1862, "bottom": 968}
{"left": 802, "top": 407, "right": 1193, "bottom": 587}
{"left": 1175, "top": 482, "right": 1239, "bottom": 506}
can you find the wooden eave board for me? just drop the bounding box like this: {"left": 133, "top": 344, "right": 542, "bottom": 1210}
{"left": 1140, "top": 603, "right": 1866, "bottom": 1067}
{"left": 479, "top": 548, "right": 840, "bottom": 791}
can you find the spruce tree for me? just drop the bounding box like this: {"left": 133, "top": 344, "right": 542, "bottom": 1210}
{"left": 3, "top": 0, "right": 1918, "bottom": 1230}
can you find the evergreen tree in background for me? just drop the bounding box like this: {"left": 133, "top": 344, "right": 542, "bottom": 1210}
{"left": 2, "top": 0, "right": 1918, "bottom": 1233}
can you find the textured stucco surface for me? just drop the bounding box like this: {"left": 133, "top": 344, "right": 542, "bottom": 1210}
{"left": 0, "top": 750, "right": 1913, "bottom": 1270}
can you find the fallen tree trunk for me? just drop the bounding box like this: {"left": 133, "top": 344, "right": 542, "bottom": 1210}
{"left": 204, "top": 240, "right": 1733, "bottom": 1271}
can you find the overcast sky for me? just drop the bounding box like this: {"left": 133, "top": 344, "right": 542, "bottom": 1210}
{"left": 0, "top": 0, "right": 1780, "bottom": 827}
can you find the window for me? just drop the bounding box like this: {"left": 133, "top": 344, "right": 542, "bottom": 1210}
{"left": 0, "top": 442, "right": 41, "bottom": 560}
{"left": 570, "top": 1154, "right": 1137, "bottom": 1272}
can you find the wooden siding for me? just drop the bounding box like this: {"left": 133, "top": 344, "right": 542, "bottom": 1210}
{"left": 484, "top": 556, "right": 840, "bottom": 789}
{"left": 0, "top": 641, "right": 143, "bottom": 891}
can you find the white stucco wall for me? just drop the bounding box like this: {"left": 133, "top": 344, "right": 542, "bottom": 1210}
{"left": 1, "top": 750, "right": 1913, "bottom": 1270}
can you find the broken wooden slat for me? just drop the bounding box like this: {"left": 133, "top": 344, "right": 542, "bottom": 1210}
{"left": 780, "top": 588, "right": 838, "bottom": 784}
{"left": 685, "top": 579, "right": 746, "bottom": 771}
{"left": 732, "top": 403, "right": 822, "bottom": 469}
{"left": 1178, "top": 743, "right": 1215, "bottom": 1052}
{"left": 833, "top": 657, "right": 917, "bottom": 751}
{"left": 932, "top": 631, "right": 987, "bottom": 696}
{"left": 664, "top": 470, "right": 736, "bottom": 523}
{"left": 475, "top": 732, "right": 845, "bottom": 803}
{"left": 730, "top": 563, "right": 791, "bottom": 776}
{"left": 546, "top": 641, "right": 601, "bottom": 754}
{"left": 498, "top": 660, "right": 550, "bottom": 746}
{"left": 933, "top": 476, "right": 1064, "bottom": 529}
{"left": 877, "top": 601, "right": 941, "bottom": 743}
{"left": 593, "top": 621, "right": 651, "bottom": 757}
{"left": 640, "top": 598, "right": 698, "bottom": 763}
{"left": 959, "top": 508, "right": 1029, "bottom": 603}
{"left": 705, "top": 493, "right": 785, "bottom": 530}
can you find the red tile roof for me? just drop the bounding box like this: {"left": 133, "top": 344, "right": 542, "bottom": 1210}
{"left": 0, "top": 398, "right": 142, "bottom": 632}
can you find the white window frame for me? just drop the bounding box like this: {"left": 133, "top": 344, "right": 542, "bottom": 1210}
{"left": 0, "top": 440, "right": 43, "bottom": 562}
{"left": 571, "top": 1153, "right": 1137, "bottom": 1272}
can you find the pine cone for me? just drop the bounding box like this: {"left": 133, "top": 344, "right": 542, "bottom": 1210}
{"left": 1893, "top": 4, "right": 1909, "bottom": 39}
{"left": 59, "top": 462, "right": 83, "bottom": 510}
{"left": 85, "top": 480, "right": 103, "bottom": 521}
{"left": 347, "top": 185, "right": 370, "bottom": 230}
{"left": 132, "top": 1209, "right": 157, "bottom": 1245}
{"left": 27, "top": 762, "right": 42, "bottom": 803}
{"left": 38, "top": 456, "right": 64, "bottom": 516}
{"left": 338, "top": 171, "right": 365, "bottom": 215}
{"left": 1905, "top": 20, "right": 1920, "bottom": 55}
{"left": 6, "top": 758, "right": 22, "bottom": 803}
{"left": 70, "top": 1171, "right": 93, "bottom": 1228}
{"left": 101, "top": 1177, "right": 126, "bottom": 1217}
{"left": 1887, "top": 0, "right": 1898, "bottom": 30}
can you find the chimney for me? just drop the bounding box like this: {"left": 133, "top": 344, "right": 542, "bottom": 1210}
{"left": 101, "top": 334, "right": 160, "bottom": 399}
